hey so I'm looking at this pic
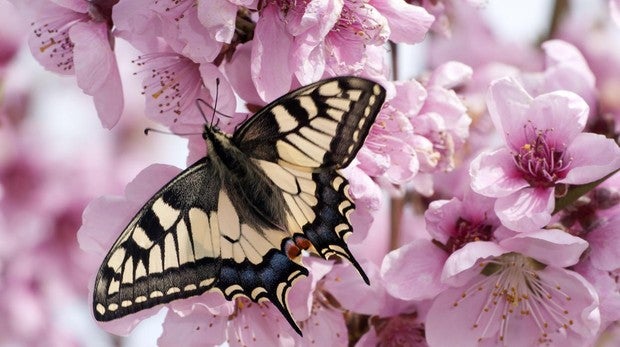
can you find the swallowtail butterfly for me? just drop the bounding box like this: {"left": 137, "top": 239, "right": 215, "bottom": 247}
{"left": 93, "top": 77, "right": 386, "bottom": 334}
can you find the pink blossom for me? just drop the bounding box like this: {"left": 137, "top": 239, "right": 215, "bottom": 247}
{"left": 11, "top": 0, "right": 124, "bottom": 128}
{"left": 470, "top": 77, "right": 620, "bottom": 232}
{"left": 357, "top": 79, "right": 424, "bottom": 184}
{"left": 150, "top": 0, "right": 225, "bottom": 63}
{"left": 131, "top": 47, "right": 236, "bottom": 130}
{"left": 382, "top": 189, "right": 498, "bottom": 301}
{"left": 426, "top": 230, "right": 599, "bottom": 347}
{"left": 361, "top": 61, "right": 471, "bottom": 194}
{"left": 324, "top": 260, "right": 427, "bottom": 346}
{"left": 252, "top": 0, "right": 432, "bottom": 100}
{"left": 414, "top": 62, "right": 472, "bottom": 181}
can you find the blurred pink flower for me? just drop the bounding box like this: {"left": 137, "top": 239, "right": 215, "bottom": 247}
{"left": 471, "top": 77, "right": 620, "bottom": 232}
{"left": 428, "top": 0, "right": 542, "bottom": 71}
{"left": 425, "top": 230, "right": 599, "bottom": 347}
{"left": 611, "top": 0, "right": 620, "bottom": 26}
{"left": 0, "top": 1, "right": 26, "bottom": 71}
{"left": 556, "top": 12, "right": 620, "bottom": 133}
{"left": 11, "top": 0, "right": 124, "bottom": 128}
{"left": 519, "top": 40, "right": 597, "bottom": 119}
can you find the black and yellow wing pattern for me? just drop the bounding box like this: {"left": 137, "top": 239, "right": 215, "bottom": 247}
{"left": 93, "top": 77, "right": 386, "bottom": 334}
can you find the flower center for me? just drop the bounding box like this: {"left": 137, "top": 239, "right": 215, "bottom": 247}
{"left": 373, "top": 313, "right": 426, "bottom": 347}
{"left": 454, "top": 253, "right": 575, "bottom": 344}
{"left": 512, "top": 123, "right": 571, "bottom": 188}
{"left": 332, "top": 0, "right": 386, "bottom": 44}
{"left": 132, "top": 52, "right": 202, "bottom": 119}
{"left": 445, "top": 217, "right": 494, "bottom": 253}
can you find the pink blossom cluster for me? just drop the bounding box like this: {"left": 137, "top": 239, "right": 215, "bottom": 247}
{"left": 3, "top": 0, "right": 620, "bottom": 346}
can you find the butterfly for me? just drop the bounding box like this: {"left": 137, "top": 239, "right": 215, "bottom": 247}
{"left": 93, "top": 76, "right": 386, "bottom": 335}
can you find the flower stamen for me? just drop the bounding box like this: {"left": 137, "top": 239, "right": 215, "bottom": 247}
{"left": 512, "top": 122, "right": 572, "bottom": 188}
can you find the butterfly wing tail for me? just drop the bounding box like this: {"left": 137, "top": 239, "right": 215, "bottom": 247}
{"left": 301, "top": 170, "right": 369, "bottom": 284}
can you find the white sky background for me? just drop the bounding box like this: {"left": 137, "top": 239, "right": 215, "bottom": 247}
{"left": 2, "top": 0, "right": 605, "bottom": 346}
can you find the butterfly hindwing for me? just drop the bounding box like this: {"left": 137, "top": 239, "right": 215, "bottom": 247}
{"left": 254, "top": 159, "right": 367, "bottom": 283}
{"left": 232, "top": 77, "right": 385, "bottom": 169}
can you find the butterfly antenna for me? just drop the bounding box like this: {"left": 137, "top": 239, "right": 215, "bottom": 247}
{"left": 196, "top": 78, "right": 233, "bottom": 127}
{"left": 211, "top": 78, "right": 220, "bottom": 127}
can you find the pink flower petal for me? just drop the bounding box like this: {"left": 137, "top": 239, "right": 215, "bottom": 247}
{"left": 371, "top": 0, "right": 434, "bottom": 44}
{"left": 539, "top": 40, "right": 596, "bottom": 113}
{"left": 441, "top": 241, "right": 505, "bottom": 285}
{"left": 224, "top": 42, "right": 264, "bottom": 106}
{"left": 494, "top": 187, "right": 554, "bottom": 232}
{"left": 391, "top": 80, "right": 427, "bottom": 115}
{"left": 487, "top": 77, "right": 533, "bottom": 143}
{"left": 70, "top": 21, "right": 123, "bottom": 128}
{"left": 196, "top": 0, "right": 237, "bottom": 43}
{"left": 226, "top": 301, "right": 298, "bottom": 345}
{"left": 252, "top": 6, "right": 293, "bottom": 102}
{"left": 427, "top": 61, "right": 473, "bottom": 89}
{"left": 298, "top": 303, "right": 348, "bottom": 346}
{"left": 381, "top": 239, "right": 448, "bottom": 301}
{"left": 158, "top": 306, "right": 227, "bottom": 346}
{"left": 424, "top": 199, "right": 459, "bottom": 244}
{"left": 112, "top": 0, "right": 160, "bottom": 44}
{"left": 574, "top": 260, "right": 620, "bottom": 326}
{"left": 50, "top": 0, "right": 87, "bottom": 12}
{"left": 470, "top": 148, "right": 528, "bottom": 198}
{"left": 324, "top": 262, "right": 404, "bottom": 317}
{"left": 528, "top": 90, "right": 589, "bottom": 145}
{"left": 499, "top": 229, "right": 588, "bottom": 268}
{"left": 586, "top": 216, "right": 620, "bottom": 271}
{"left": 561, "top": 132, "right": 620, "bottom": 184}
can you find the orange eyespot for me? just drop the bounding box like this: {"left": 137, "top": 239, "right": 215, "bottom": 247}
{"left": 295, "top": 237, "right": 312, "bottom": 250}
{"left": 285, "top": 241, "right": 301, "bottom": 259}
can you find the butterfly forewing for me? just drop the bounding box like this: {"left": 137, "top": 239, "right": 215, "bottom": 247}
{"left": 93, "top": 159, "right": 225, "bottom": 321}
{"left": 232, "top": 77, "right": 385, "bottom": 169}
